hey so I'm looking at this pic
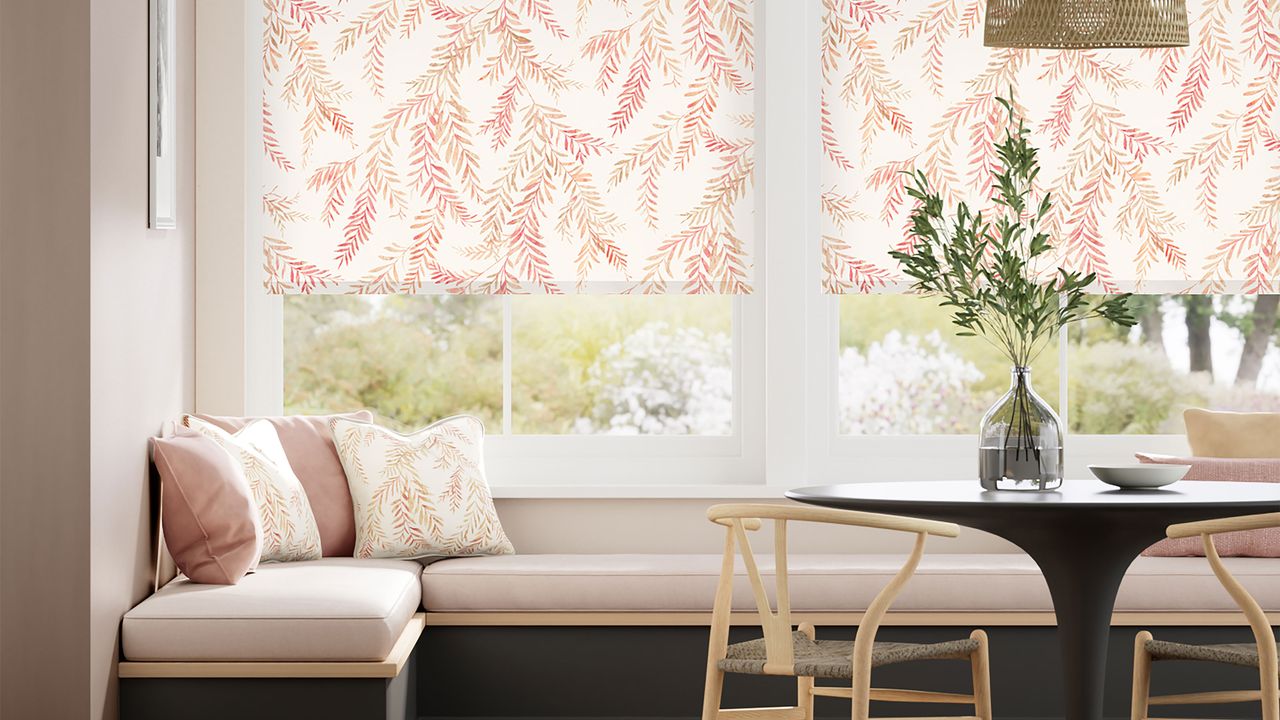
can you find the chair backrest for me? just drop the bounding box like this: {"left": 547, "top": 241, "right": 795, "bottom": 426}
{"left": 1167, "top": 513, "right": 1280, "bottom": 674}
{"left": 704, "top": 503, "right": 957, "bottom": 676}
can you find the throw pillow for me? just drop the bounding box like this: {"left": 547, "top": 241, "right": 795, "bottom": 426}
{"left": 152, "top": 431, "right": 262, "bottom": 584}
{"left": 1139, "top": 452, "right": 1280, "bottom": 557}
{"left": 192, "top": 412, "right": 372, "bottom": 556}
{"left": 1184, "top": 408, "right": 1280, "bottom": 458}
{"left": 184, "top": 415, "right": 323, "bottom": 562}
{"left": 331, "top": 415, "right": 514, "bottom": 559}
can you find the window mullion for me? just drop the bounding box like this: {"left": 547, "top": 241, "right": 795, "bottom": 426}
{"left": 502, "top": 296, "right": 513, "bottom": 436}
{"left": 1059, "top": 311, "right": 1069, "bottom": 441}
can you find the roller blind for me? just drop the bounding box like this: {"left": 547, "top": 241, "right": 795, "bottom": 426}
{"left": 821, "top": 0, "right": 1279, "bottom": 294}
{"left": 261, "top": 0, "right": 756, "bottom": 294}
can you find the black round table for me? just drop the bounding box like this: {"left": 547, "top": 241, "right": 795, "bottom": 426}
{"left": 786, "top": 479, "right": 1280, "bottom": 720}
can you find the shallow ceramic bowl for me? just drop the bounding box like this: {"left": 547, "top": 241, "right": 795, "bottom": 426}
{"left": 1089, "top": 464, "right": 1190, "bottom": 489}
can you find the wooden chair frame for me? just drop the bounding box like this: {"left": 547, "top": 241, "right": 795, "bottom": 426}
{"left": 701, "top": 503, "right": 992, "bottom": 720}
{"left": 1132, "top": 512, "right": 1280, "bottom": 720}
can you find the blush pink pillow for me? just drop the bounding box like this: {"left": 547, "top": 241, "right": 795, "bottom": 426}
{"left": 152, "top": 431, "right": 262, "bottom": 584}
{"left": 193, "top": 412, "right": 371, "bottom": 557}
{"left": 1139, "top": 452, "right": 1280, "bottom": 557}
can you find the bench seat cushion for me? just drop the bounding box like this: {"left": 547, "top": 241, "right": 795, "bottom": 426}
{"left": 123, "top": 559, "right": 421, "bottom": 661}
{"left": 420, "top": 553, "right": 1280, "bottom": 614}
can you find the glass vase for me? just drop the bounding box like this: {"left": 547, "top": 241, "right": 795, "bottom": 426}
{"left": 979, "top": 367, "right": 1063, "bottom": 491}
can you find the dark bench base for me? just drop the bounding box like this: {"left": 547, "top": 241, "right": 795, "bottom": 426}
{"left": 120, "top": 625, "right": 1270, "bottom": 720}
{"left": 120, "top": 654, "right": 416, "bottom": 720}
{"left": 420, "top": 625, "right": 1269, "bottom": 720}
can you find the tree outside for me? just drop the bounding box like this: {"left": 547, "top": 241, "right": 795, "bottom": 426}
{"left": 284, "top": 295, "right": 503, "bottom": 432}
{"left": 1067, "top": 295, "right": 1280, "bottom": 434}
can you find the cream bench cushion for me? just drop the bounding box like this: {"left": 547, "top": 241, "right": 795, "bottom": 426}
{"left": 420, "top": 553, "right": 1280, "bottom": 613}
{"left": 123, "top": 558, "right": 422, "bottom": 662}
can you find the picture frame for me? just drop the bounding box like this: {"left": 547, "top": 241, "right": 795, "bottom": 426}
{"left": 149, "top": 0, "right": 176, "bottom": 230}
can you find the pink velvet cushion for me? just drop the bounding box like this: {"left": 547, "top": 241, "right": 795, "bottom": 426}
{"left": 1139, "top": 452, "right": 1280, "bottom": 557}
{"left": 194, "top": 412, "right": 371, "bottom": 557}
{"left": 152, "top": 431, "right": 262, "bottom": 584}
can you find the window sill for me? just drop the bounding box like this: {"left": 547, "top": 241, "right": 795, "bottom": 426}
{"left": 488, "top": 484, "right": 792, "bottom": 499}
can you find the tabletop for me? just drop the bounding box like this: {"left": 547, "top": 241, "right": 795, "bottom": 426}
{"left": 787, "top": 479, "right": 1280, "bottom": 511}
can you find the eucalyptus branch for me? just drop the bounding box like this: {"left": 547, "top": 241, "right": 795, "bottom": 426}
{"left": 888, "top": 93, "right": 1136, "bottom": 372}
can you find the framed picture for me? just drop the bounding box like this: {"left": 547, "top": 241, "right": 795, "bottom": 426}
{"left": 149, "top": 0, "right": 176, "bottom": 230}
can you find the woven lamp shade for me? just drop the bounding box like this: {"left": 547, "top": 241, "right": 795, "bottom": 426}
{"left": 984, "top": 0, "right": 1190, "bottom": 48}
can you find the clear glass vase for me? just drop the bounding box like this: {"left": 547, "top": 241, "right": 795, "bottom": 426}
{"left": 979, "top": 367, "right": 1063, "bottom": 491}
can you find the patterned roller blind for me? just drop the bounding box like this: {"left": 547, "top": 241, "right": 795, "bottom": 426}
{"left": 821, "top": 0, "right": 1278, "bottom": 293}
{"left": 262, "top": 0, "right": 755, "bottom": 294}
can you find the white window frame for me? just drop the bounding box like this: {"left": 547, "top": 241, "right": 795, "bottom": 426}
{"left": 195, "top": 0, "right": 1188, "bottom": 498}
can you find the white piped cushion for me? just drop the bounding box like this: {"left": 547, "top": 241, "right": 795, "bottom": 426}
{"left": 123, "top": 559, "right": 421, "bottom": 661}
{"left": 184, "top": 416, "right": 323, "bottom": 562}
{"left": 332, "top": 416, "right": 512, "bottom": 560}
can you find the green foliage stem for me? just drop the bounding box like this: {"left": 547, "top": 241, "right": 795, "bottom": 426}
{"left": 888, "top": 96, "right": 1136, "bottom": 369}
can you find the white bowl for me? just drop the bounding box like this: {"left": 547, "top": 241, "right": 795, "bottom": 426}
{"left": 1088, "top": 464, "right": 1190, "bottom": 489}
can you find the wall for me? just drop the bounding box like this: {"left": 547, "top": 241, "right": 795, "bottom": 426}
{"left": 494, "top": 499, "right": 1018, "bottom": 555}
{"left": 88, "top": 2, "right": 196, "bottom": 720}
{"left": 0, "top": 0, "right": 94, "bottom": 718}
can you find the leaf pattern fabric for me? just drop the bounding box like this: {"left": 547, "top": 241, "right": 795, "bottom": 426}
{"left": 822, "top": 0, "right": 1280, "bottom": 294}
{"left": 332, "top": 416, "right": 514, "bottom": 559}
{"left": 184, "top": 416, "right": 324, "bottom": 563}
{"left": 262, "top": 0, "right": 755, "bottom": 295}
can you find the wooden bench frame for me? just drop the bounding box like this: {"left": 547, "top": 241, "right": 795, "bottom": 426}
{"left": 116, "top": 609, "right": 1272, "bottom": 680}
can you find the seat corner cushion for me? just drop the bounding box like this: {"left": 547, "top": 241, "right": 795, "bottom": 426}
{"left": 122, "top": 558, "right": 422, "bottom": 662}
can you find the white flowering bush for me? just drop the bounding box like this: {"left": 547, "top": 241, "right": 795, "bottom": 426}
{"left": 839, "top": 331, "right": 986, "bottom": 435}
{"left": 575, "top": 322, "right": 733, "bottom": 435}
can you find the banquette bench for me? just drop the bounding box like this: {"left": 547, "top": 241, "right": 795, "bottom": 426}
{"left": 118, "top": 552, "right": 1280, "bottom": 720}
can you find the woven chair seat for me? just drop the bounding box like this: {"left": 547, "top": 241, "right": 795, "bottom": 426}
{"left": 719, "top": 630, "right": 979, "bottom": 680}
{"left": 1146, "top": 639, "right": 1269, "bottom": 670}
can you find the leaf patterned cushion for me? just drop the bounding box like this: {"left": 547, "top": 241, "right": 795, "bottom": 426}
{"left": 184, "top": 416, "right": 323, "bottom": 563}
{"left": 331, "top": 416, "right": 514, "bottom": 560}
{"left": 191, "top": 412, "right": 373, "bottom": 557}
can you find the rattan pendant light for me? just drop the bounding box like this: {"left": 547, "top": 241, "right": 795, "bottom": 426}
{"left": 984, "top": 0, "right": 1190, "bottom": 48}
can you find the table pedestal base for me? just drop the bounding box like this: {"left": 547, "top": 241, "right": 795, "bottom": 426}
{"left": 1010, "top": 521, "right": 1167, "bottom": 720}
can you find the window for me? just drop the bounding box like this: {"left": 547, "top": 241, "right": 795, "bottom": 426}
{"left": 284, "top": 295, "right": 735, "bottom": 437}
{"left": 511, "top": 296, "right": 734, "bottom": 436}
{"left": 205, "top": 1, "right": 1227, "bottom": 493}
{"left": 284, "top": 296, "right": 503, "bottom": 431}
{"left": 835, "top": 294, "right": 1280, "bottom": 437}
{"left": 837, "top": 296, "right": 1060, "bottom": 435}
{"left": 1070, "top": 295, "right": 1280, "bottom": 434}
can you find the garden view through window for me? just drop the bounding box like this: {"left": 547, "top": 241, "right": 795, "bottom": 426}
{"left": 284, "top": 295, "right": 733, "bottom": 436}
{"left": 838, "top": 295, "right": 1280, "bottom": 435}
{"left": 286, "top": 294, "right": 1280, "bottom": 439}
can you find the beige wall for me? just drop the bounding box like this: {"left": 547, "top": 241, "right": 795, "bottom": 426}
{"left": 0, "top": 1, "right": 94, "bottom": 718}
{"left": 494, "top": 499, "right": 1017, "bottom": 555}
{"left": 88, "top": 2, "right": 196, "bottom": 720}
{"left": 1, "top": 1, "right": 196, "bottom": 718}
